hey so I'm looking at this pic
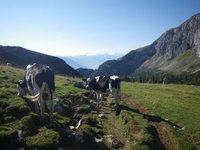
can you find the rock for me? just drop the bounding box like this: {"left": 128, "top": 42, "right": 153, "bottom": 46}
{"left": 104, "top": 135, "right": 124, "bottom": 148}
{"left": 165, "top": 118, "right": 169, "bottom": 121}
{"left": 111, "top": 138, "right": 124, "bottom": 149}
{"left": 91, "top": 111, "right": 98, "bottom": 114}
{"left": 18, "top": 130, "right": 23, "bottom": 142}
{"left": 76, "top": 119, "right": 82, "bottom": 129}
{"left": 104, "top": 135, "right": 113, "bottom": 143}
{"left": 74, "top": 82, "right": 84, "bottom": 88}
{"left": 98, "top": 114, "right": 107, "bottom": 119}
{"left": 63, "top": 126, "right": 76, "bottom": 137}
{"left": 95, "top": 138, "right": 103, "bottom": 142}
{"left": 69, "top": 126, "right": 75, "bottom": 130}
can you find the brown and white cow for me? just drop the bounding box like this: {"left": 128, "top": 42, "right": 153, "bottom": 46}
{"left": 16, "top": 63, "right": 55, "bottom": 119}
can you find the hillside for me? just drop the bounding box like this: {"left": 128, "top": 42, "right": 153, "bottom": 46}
{"left": 77, "top": 68, "right": 95, "bottom": 77}
{"left": 95, "top": 45, "right": 156, "bottom": 76}
{"left": 1, "top": 65, "right": 200, "bottom": 149}
{"left": 93, "top": 13, "right": 200, "bottom": 76}
{"left": 0, "top": 46, "right": 81, "bottom": 77}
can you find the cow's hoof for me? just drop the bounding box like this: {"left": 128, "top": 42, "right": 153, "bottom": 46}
{"left": 50, "top": 116, "right": 55, "bottom": 122}
{"left": 115, "top": 105, "right": 121, "bottom": 116}
{"left": 115, "top": 104, "right": 119, "bottom": 111}
{"left": 40, "top": 116, "right": 45, "bottom": 122}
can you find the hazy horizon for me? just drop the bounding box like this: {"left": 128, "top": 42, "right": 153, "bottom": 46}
{"left": 1, "top": 0, "right": 200, "bottom": 56}
{"left": 58, "top": 52, "right": 124, "bottom": 57}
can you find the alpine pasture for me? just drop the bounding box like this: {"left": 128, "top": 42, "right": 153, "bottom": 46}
{"left": 0, "top": 65, "right": 200, "bottom": 149}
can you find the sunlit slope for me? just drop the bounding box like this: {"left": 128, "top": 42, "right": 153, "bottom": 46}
{"left": 1, "top": 65, "right": 200, "bottom": 149}
{"left": 122, "top": 82, "right": 200, "bottom": 149}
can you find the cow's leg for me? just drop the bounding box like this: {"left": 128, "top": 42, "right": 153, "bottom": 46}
{"left": 111, "top": 88, "right": 120, "bottom": 111}
{"left": 38, "top": 96, "right": 45, "bottom": 119}
{"left": 117, "top": 88, "right": 121, "bottom": 101}
{"left": 99, "top": 92, "right": 103, "bottom": 106}
{"left": 49, "top": 91, "right": 54, "bottom": 121}
{"left": 96, "top": 91, "right": 100, "bottom": 107}
{"left": 39, "top": 82, "right": 46, "bottom": 119}
{"left": 34, "top": 100, "right": 40, "bottom": 112}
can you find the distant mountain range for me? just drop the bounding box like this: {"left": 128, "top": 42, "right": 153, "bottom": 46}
{"left": 92, "top": 13, "right": 200, "bottom": 76}
{"left": 1, "top": 13, "right": 199, "bottom": 78}
{"left": 0, "top": 46, "right": 81, "bottom": 77}
{"left": 59, "top": 54, "right": 123, "bottom": 69}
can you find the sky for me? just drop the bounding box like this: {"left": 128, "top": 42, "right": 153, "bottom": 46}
{"left": 0, "top": 0, "right": 200, "bottom": 56}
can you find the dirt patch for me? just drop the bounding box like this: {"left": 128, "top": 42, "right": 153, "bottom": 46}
{"left": 122, "top": 95, "right": 178, "bottom": 150}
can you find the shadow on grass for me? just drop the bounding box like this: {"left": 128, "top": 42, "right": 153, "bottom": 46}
{"left": 118, "top": 104, "right": 182, "bottom": 129}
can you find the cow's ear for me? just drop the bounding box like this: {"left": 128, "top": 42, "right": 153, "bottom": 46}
{"left": 82, "top": 78, "right": 87, "bottom": 82}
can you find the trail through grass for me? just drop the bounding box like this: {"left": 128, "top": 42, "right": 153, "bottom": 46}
{"left": 122, "top": 82, "right": 200, "bottom": 149}
{"left": 1, "top": 65, "right": 200, "bottom": 149}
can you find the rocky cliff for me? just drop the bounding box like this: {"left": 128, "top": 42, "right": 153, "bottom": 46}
{"left": 93, "top": 13, "right": 200, "bottom": 76}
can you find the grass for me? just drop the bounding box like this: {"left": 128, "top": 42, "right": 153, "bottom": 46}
{"left": 122, "top": 82, "right": 200, "bottom": 149}
{"left": 0, "top": 65, "right": 86, "bottom": 149}
{"left": 0, "top": 65, "right": 200, "bottom": 149}
{"left": 171, "top": 48, "right": 200, "bottom": 73}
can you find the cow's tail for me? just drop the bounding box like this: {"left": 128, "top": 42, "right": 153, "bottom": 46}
{"left": 24, "top": 82, "right": 46, "bottom": 101}
{"left": 24, "top": 93, "right": 40, "bottom": 100}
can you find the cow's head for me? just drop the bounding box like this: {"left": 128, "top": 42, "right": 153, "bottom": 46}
{"left": 82, "top": 77, "right": 98, "bottom": 90}
{"left": 16, "top": 80, "right": 27, "bottom": 97}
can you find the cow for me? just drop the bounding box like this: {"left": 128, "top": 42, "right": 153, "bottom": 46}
{"left": 6, "top": 63, "right": 12, "bottom": 66}
{"left": 83, "top": 75, "right": 121, "bottom": 111}
{"left": 16, "top": 63, "right": 55, "bottom": 119}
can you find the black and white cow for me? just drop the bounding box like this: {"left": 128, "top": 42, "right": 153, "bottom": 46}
{"left": 83, "top": 75, "right": 121, "bottom": 110}
{"left": 16, "top": 63, "right": 55, "bottom": 119}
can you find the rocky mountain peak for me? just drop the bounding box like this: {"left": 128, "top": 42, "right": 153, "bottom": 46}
{"left": 154, "top": 13, "right": 200, "bottom": 58}
{"left": 92, "top": 13, "right": 200, "bottom": 76}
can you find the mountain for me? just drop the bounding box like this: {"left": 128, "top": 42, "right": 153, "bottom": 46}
{"left": 93, "top": 13, "right": 200, "bottom": 76}
{"left": 76, "top": 68, "right": 95, "bottom": 77}
{"left": 95, "top": 45, "right": 156, "bottom": 76}
{"left": 63, "top": 54, "right": 123, "bottom": 69}
{"left": 58, "top": 56, "right": 86, "bottom": 69}
{"left": 0, "top": 46, "right": 81, "bottom": 77}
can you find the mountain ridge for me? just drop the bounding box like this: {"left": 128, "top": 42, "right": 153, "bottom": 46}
{"left": 0, "top": 46, "right": 81, "bottom": 77}
{"left": 93, "top": 13, "right": 200, "bottom": 76}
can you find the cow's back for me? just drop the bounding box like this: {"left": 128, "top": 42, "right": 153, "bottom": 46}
{"left": 26, "top": 63, "right": 55, "bottom": 92}
{"left": 109, "top": 76, "right": 121, "bottom": 89}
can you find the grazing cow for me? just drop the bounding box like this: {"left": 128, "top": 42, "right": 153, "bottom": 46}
{"left": 83, "top": 75, "right": 121, "bottom": 110}
{"left": 6, "top": 63, "right": 12, "bottom": 66}
{"left": 16, "top": 63, "right": 55, "bottom": 119}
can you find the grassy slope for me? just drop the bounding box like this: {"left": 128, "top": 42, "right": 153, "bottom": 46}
{"left": 0, "top": 65, "right": 154, "bottom": 149}
{"left": 0, "top": 65, "right": 85, "bottom": 149}
{"left": 138, "top": 48, "right": 200, "bottom": 74}
{"left": 163, "top": 48, "right": 200, "bottom": 73}
{"left": 122, "top": 82, "right": 200, "bottom": 149}
{"left": 1, "top": 65, "right": 200, "bottom": 149}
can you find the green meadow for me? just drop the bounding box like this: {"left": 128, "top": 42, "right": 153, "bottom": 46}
{"left": 122, "top": 82, "right": 200, "bottom": 149}
{"left": 0, "top": 65, "right": 200, "bottom": 149}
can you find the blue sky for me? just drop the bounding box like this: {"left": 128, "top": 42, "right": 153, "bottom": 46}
{"left": 0, "top": 0, "right": 200, "bottom": 56}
